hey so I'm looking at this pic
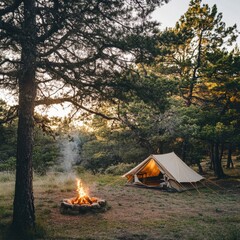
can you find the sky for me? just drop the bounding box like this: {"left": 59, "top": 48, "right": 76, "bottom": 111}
{"left": 152, "top": 0, "right": 240, "bottom": 44}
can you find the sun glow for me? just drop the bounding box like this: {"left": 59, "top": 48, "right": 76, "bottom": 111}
{"left": 0, "top": 89, "right": 74, "bottom": 118}
{"left": 36, "top": 103, "right": 73, "bottom": 118}
{"left": 36, "top": 104, "right": 87, "bottom": 129}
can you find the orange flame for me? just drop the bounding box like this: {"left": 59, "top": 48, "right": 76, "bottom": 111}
{"left": 76, "top": 178, "right": 87, "bottom": 199}
{"left": 70, "top": 178, "right": 97, "bottom": 205}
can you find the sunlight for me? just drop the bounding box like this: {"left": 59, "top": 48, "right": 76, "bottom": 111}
{"left": 0, "top": 90, "right": 85, "bottom": 127}
{"left": 0, "top": 89, "right": 16, "bottom": 106}
{"left": 0, "top": 90, "right": 73, "bottom": 119}
{"left": 35, "top": 103, "right": 87, "bottom": 129}
{"left": 36, "top": 103, "right": 73, "bottom": 118}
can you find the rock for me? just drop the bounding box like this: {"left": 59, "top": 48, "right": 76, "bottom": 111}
{"left": 60, "top": 198, "right": 109, "bottom": 215}
{"left": 98, "top": 199, "right": 107, "bottom": 207}
{"left": 91, "top": 203, "right": 100, "bottom": 209}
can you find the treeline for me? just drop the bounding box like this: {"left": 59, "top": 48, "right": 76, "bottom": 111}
{"left": 1, "top": 97, "right": 239, "bottom": 178}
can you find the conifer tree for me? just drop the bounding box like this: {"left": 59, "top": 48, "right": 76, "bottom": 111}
{"left": 0, "top": 0, "right": 168, "bottom": 235}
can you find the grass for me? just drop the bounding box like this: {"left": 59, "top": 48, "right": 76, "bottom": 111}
{"left": 0, "top": 169, "right": 239, "bottom": 240}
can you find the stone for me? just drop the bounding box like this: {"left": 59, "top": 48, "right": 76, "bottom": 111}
{"left": 60, "top": 198, "right": 109, "bottom": 215}
{"left": 91, "top": 203, "right": 100, "bottom": 209}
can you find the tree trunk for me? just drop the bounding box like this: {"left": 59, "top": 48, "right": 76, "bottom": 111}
{"left": 226, "top": 143, "right": 234, "bottom": 168}
{"left": 212, "top": 142, "right": 225, "bottom": 179}
{"left": 197, "top": 162, "right": 203, "bottom": 174}
{"left": 12, "top": 0, "right": 37, "bottom": 235}
{"left": 157, "top": 141, "right": 164, "bottom": 154}
{"left": 181, "top": 140, "right": 187, "bottom": 162}
{"left": 209, "top": 143, "right": 214, "bottom": 170}
{"left": 219, "top": 143, "right": 224, "bottom": 162}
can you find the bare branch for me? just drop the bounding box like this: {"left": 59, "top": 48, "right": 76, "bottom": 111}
{"left": 35, "top": 97, "right": 119, "bottom": 121}
{"left": 0, "top": 20, "right": 22, "bottom": 38}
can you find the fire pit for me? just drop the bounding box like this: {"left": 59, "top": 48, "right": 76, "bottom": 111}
{"left": 60, "top": 179, "right": 109, "bottom": 215}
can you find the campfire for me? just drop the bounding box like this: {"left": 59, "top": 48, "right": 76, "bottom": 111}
{"left": 60, "top": 178, "right": 109, "bottom": 214}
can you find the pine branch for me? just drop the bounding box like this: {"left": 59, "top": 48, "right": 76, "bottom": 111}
{"left": 0, "top": 0, "right": 23, "bottom": 16}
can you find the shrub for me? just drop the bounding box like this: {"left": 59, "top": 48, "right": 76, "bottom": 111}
{"left": 105, "top": 162, "right": 136, "bottom": 175}
{"left": 0, "top": 157, "right": 16, "bottom": 171}
{"left": 74, "top": 165, "right": 87, "bottom": 175}
{"left": 33, "top": 129, "right": 60, "bottom": 175}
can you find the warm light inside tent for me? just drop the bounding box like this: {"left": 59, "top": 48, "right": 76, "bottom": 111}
{"left": 137, "top": 159, "right": 161, "bottom": 178}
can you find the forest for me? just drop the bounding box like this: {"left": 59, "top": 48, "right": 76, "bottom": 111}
{"left": 0, "top": 0, "right": 240, "bottom": 239}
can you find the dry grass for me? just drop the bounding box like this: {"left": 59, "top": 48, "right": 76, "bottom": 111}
{"left": 0, "top": 168, "right": 240, "bottom": 240}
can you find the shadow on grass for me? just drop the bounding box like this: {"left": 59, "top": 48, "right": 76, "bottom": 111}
{"left": 0, "top": 222, "right": 46, "bottom": 240}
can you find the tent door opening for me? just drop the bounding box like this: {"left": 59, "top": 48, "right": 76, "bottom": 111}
{"left": 135, "top": 159, "right": 166, "bottom": 187}
{"left": 137, "top": 172, "right": 165, "bottom": 186}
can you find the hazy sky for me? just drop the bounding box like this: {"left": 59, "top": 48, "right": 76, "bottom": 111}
{"left": 152, "top": 0, "right": 240, "bottom": 44}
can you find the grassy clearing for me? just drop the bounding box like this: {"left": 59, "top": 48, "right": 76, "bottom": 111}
{"left": 0, "top": 170, "right": 239, "bottom": 240}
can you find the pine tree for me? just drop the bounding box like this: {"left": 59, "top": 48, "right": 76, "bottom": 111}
{"left": 0, "top": 0, "right": 168, "bottom": 236}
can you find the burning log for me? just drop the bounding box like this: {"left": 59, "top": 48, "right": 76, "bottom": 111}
{"left": 60, "top": 178, "right": 110, "bottom": 215}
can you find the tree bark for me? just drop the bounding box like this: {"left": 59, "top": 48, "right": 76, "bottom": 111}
{"left": 209, "top": 143, "right": 214, "bottom": 170}
{"left": 212, "top": 142, "right": 225, "bottom": 179}
{"left": 197, "top": 162, "right": 203, "bottom": 174}
{"left": 157, "top": 141, "right": 164, "bottom": 154}
{"left": 219, "top": 143, "right": 224, "bottom": 162}
{"left": 226, "top": 143, "right": 234, "bottom": 169}
{"left": 12, "top": 0, "right": 37, "bottom": 235}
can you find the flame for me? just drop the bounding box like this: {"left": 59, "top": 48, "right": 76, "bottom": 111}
{"left": 70, "top": 178, "right": 97, "bottom": 205}
{"left": 77, "top": 179, "right": 87, "bottom": 198}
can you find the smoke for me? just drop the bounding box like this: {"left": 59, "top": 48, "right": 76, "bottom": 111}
{"left": 58, "top": 133, "right": 81, "bottom": 172}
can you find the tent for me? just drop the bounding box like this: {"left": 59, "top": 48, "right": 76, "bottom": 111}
{"left": 122, "top": 152, "right": 204, "bottom": 191}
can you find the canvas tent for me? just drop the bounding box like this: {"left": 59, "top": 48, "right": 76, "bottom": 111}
{"left": 122, "top": 152, "right": 204, "bottom": 191}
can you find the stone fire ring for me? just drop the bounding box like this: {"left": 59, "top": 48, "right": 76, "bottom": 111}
{"left": 60, "top": 198, "right": 110, "bottom": 215}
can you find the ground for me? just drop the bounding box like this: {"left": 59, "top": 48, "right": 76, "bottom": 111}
{"left": 0, "top": 167, "right": 240, "bottom": 240}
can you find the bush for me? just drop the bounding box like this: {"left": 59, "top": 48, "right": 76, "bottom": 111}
{"left": 33, "top": 129, "right": 60, "bottom": 175}
{"left": 0, "top": 157, "right": 16, "bottom": 171}
{"left": 74, "top": 165, "right": 87, "bottom": 175}
{"left": 104, "top": 162, "right": 136, "bottom": 175}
